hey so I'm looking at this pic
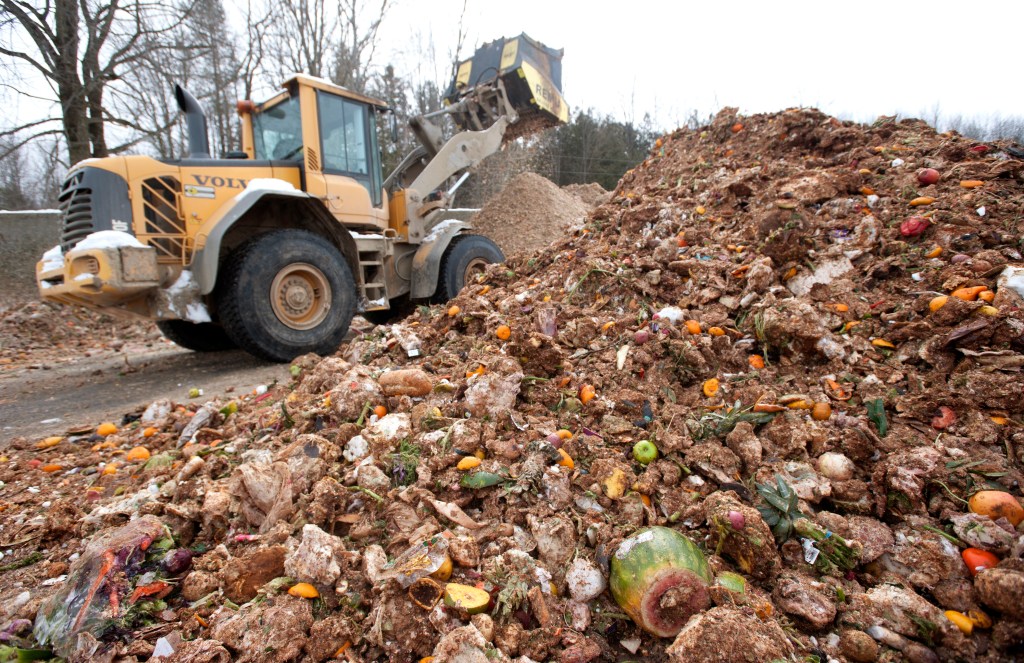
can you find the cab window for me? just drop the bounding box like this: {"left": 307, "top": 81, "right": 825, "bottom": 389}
{"left": 253, "top": 96, "right": 303, "bottom": 161}
{"left": 318, "top": 91, "right": 381, "bottom": 206}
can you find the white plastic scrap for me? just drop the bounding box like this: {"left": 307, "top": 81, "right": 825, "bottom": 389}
{"left": 801, "top": 538, "right": 820, "bottom": 564}
{"left": 344, "top": 435, "right": 369, "bottom": 462}
{"left": 890, "top": 158, "right": 905, "bottom": 167}
{"left": 977, "top": 206, "right": 986, "bottom": 217}
{"left": 654, "top": 306, "right": 684, "bottom": 324}
{"left": 999, "top": 266, "right": 1024, "bottom": 299}
{"left": 176, "top": 403, "right": 218, "bottom": 447}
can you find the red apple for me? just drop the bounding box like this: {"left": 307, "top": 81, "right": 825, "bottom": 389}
{"left": 900, "top": 216, "right": 931, "bottom": 237}
{"left": 917, "top": 168, "right": 940, "bottom": 185}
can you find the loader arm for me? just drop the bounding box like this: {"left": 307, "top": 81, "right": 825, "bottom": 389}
{"left": 385, "top": 33, "right": 568, "bottom": 242}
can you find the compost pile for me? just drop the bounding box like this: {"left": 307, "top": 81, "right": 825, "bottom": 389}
{"left": 469, "top": 173, "right": 604, "bottom": 258}
{"left": 2, "top": 107, "right": 1024, "bottom": 663}
{"left": 0, "top": 301, "right": 158, "bottom": 370}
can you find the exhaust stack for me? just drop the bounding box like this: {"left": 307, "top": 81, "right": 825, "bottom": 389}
{"left": 173, "top": 84, "right": 211, "bottom": 159}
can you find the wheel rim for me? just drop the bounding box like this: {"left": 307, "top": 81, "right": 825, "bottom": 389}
{"left": 462, "top": 257, "right": 489, "bottom": 286}
{"left": 270, "top": 263, "right": 331, "bottom": 330}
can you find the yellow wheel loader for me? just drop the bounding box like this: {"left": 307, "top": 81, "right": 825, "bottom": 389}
{"left": 36, "top": 34, "right": 567, "bottom": 362}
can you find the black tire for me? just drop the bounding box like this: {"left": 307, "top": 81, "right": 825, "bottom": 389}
{"left": 434, "top": 234, "right": 504, "bottom": 302}
{"left": 156, "top": 319, "right": 237, "bottom": 352}
{"left": 216, "top": 229, "right": 356, "bottom": 362}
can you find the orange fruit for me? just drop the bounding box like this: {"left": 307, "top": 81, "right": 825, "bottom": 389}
{"left": 96, "top": 422, "right": 118, "bottom": 437}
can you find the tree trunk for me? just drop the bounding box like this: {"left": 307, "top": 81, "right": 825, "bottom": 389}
{"left": 55, "top": 0, "right": 91, "bottom": 166}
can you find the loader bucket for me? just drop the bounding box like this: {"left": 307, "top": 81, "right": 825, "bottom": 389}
{"left": 445, "top": 33, "right": 568, "bottom": 138}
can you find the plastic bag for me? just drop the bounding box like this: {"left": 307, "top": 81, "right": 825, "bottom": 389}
{"left": 33, "top": 515, "right": 173, "bottom": 657}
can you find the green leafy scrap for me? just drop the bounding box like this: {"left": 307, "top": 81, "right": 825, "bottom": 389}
{"left": 866, "top": 398, "right": 888, "bottom": 437}
{"left": 756, "top": 474, "right": 804, "bottom": 542}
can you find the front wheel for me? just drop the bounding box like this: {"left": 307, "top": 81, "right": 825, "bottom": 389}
{"left": 216, "top": 229, "right": 356, "bottom": 362}
{"left": 434, "top": 234, "right": 504, "bottom": 302}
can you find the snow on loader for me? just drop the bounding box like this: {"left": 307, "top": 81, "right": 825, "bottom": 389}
{"left": 36, "top": 33, "right": 568, "bottom": 362}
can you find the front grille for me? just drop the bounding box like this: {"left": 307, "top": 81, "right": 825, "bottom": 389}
{"left": 58, "top": 171, "right": 93, "bottom": 252}
{"left": 141, "top": 176, "right": 187, "bottom": 263}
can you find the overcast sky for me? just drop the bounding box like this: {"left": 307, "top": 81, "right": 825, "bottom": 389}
{"left": 4, "top": 0, "right": 1021, "bottom": 140}
{"left": 374, "top": 0, "right": 1024, "bottom": 131}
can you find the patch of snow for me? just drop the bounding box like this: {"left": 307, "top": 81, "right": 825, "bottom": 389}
{"left": 423, "top": 219, "right": 463, "bottom": 243}
{"left": 0, "top": 209, "right": 61, "bottom": 216}
{"left": 167, "top": 270, "right": 196, "bottom": 294}
{"left": 184, "top": 302, "right": 211, "bottom": 323}
{"left": 365, "top": 297, "right": 387, "bottom": 308}
{"left": 350, "top": 232, "right": 385, "bottom": 240}
{"left": 74, "top": 273, "right": 94, "bottom": 282}
{"left": 243, "top": 178, "right": 296, "bottom": 193}
{"left": 75, "top": 230, "right": 145, "bottom": 251}
{"left": 40, "top": 245, "right": 63, "bottom": 272}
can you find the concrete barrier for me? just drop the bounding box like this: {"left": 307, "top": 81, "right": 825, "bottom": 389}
{"left": 0, "top": 211, "right": 61, "bottom": 307}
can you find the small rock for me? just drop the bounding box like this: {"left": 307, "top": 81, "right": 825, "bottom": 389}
{"left": 665, "top": 606, "right": 793, "bottom": 662}
{"left": 450, "top": 535, "right": 481, "bottom": 567}
{"left": 950, "top": 513, "right": 1015, "bottom": 555}
{"left": 431, "top": 624, "right": 503, "bottom": 663}
{"left": 285, "top": 524, "right": 347, "bottom": 587}
{"left": 705, "top": 491, "right": 782, "bottom": 580}
{"left": 840, "top": 629, "right": 878, "bottom": 662}
{"left": 180, "top": 570, "right": 221, "bottom": 602}
{"left": 356, "top": 463, "right": 391, "bottom": 495}
{"left": 529, "top": 514, "right": 575, "bottom": 568}
{"left": 211, "top": 595, "right": 313, "bottom": 662}
{"left": 725, "top": 422, "right": 762, "bottom": 474}
{"left": 221, "top": 546, "right": 286, "bottom": 603}
{"left": 464, "top": 358, "right": 523, "bottom": 418}
{"left": 976, "top": 568, "right": 1024, "bottom": 620}
{"left": 772, "top": 574, "right": 836, "bottom": 630}
{"left": 471, "top": 613, "right": 495, "bottom": 642}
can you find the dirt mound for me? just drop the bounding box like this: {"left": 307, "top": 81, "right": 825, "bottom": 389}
{"left": 2, "top": 108, "right": 1024, "bottom": 662}
{"left": 469, "top": 172, "right": 595, "bottom": 258}
{"left": 563, "top": 182, "right": 612, "bottom": 208}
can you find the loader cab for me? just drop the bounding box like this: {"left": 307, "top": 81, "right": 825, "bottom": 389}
{"left": 244, "top": 74, "right": 391, "bottom": 230}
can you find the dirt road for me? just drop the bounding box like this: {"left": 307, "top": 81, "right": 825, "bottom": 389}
{"left": 0, "top": 347, "right": 290, "bottom": 443}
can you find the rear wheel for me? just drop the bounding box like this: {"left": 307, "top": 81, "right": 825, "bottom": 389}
{"left": 216, "top": 229, "right": 356, "bottom": 362}
{"left": 156, "top": 319, "right": 236, "bottom": 352}
{"left": 434, "top": 234, "right": 504, "bottom": 302}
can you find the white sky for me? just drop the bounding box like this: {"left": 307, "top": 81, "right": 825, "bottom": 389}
{"left": 374, "top": 0, "right": 1024, "bottom": 131}
{"left": 3, "top": 0, "right": 1022, "bottom": 142}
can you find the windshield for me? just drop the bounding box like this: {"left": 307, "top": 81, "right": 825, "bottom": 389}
{"left": 253, "top": 96, "right": 303, "bottom": 161}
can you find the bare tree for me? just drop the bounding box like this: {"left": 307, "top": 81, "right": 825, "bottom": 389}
{"left": 0, "top": 138, "right": 35, "bottom": 209}
{"left": 332, "top": 0, "right": 391, "bottom": 93}
{"left": 1, "top": 0, "right": 192, "bottom": 166}
{"left": 261, "top": 0, "right": 334, "bottom": 81}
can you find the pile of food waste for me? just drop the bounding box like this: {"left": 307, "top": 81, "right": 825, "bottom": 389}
{"left": 1, "top": 106, "right": 1023, "bottom": 662}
